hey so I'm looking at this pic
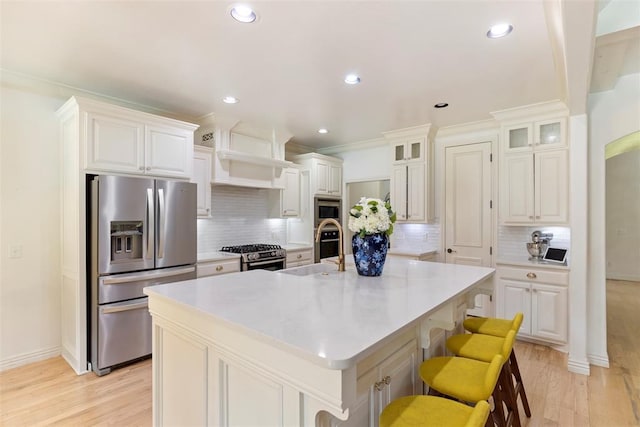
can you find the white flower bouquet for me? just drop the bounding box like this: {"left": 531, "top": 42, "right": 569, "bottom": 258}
{"left": 348, "top": 197, "right": 396, "bottom": 238}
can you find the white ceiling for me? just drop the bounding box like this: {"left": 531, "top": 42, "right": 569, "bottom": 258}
{"left": 0, "top": 1, "right": 616, "bottom": 150}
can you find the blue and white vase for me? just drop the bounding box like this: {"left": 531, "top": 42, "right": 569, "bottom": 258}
{"left": 352, "top": 233, "right": 389, "bottom": 276}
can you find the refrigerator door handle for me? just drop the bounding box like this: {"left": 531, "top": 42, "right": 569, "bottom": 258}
{"left": 101, "top": 266, "right": 196, "bottom": 285}
{"left": 101, "top": 300, "right": 148, "bottom": 314}
{"left": 146, "top": 188, "right": 154, "bottom": 260}
{"left": 158, "top": 188, "right": 165, "bottom": 259}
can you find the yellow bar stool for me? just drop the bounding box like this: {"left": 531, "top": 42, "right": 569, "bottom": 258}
{"left": 419, "top": 351, "right": 506, "bottom": 427}
{"left": 380, "top": 396, "right": 490, "bottom": 427}
{"left": 420, "top": 329, "right": 518, "bottom": 427}
{"left": 461, "top": 314, "right": 531, "bottom": 418}
{"left": 446, "top": 328, "right": 521, "bottom": 427}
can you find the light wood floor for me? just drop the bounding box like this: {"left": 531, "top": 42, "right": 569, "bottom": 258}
{"left": 1, "top": 280, "right": 638, "bottom": 426}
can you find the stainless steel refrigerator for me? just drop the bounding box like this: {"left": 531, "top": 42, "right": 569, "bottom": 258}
{"left": 89, "top": 175, "right": 197, "bottom": 375}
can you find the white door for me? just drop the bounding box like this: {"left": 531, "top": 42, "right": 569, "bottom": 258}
{"left": 445, "top": 142, "right": 493, "bottom": 315}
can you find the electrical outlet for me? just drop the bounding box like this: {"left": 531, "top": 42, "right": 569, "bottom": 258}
{"left": 8, "top": 244, "right": 23, "bottom": 259}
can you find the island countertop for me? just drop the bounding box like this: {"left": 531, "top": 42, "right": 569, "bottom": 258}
{"left": 144, "top": 258, "right": 494, "bottom": 370}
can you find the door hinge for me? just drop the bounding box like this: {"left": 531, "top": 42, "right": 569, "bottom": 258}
{"left": 490, "top": 246, "right": 493, "bottom": 255}
{"left": 490, "top": 295, "right": 493, "bottom": 302}
{"left": 490, "top": 200, "right": 493, "bottom": 209}
{"left": 490, "top": 153, "right": 493, "bottom": 162}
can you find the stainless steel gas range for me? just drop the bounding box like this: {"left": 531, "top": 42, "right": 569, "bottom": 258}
{"left": 220, "top": 244, "right": 286, "bottom": 271}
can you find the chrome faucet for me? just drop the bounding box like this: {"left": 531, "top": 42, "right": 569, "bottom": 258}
{"left": 315, "top": 218, "right": 345, "bottom": 272}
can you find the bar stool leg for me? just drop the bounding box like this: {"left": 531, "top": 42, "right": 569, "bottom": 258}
{"left": 509, "top": 351, "right": 531, "bottom": 417}
{"left": 499, "top": 364, "right": 521, "bottom": 427}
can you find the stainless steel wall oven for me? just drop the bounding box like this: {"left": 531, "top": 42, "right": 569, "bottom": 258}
{"left": 315, "top": 228, "right": 341, "bottom": 263}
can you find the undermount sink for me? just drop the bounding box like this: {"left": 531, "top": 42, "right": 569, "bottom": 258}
{"left": 278, "top": 263, "right": 341, "bottom": 277}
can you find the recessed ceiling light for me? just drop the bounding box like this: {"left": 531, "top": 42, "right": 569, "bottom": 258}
{"left": 344, "top": 74, "right": 361, "bottom": 85}
{"left": 318, "top": 128, "right": 329, "bottom": 134}
{"left": 230, "top": 5, "right": 257, "bottom": 23}
{"left": 487, "top": 23, "right": 513, "bottom": 38}
{"left": 223, "top": 96, "right": 238, "bottom": 104}
{"left": 434, "top": 102, "right": 449, "bottom": 109}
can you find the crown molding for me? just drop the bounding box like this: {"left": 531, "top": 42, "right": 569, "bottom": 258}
{"left": 317, "top": 137, "right": 388, "bottom": 155}
{"left": 490, "top": 100, "right": 569, "bottom": 123}
{"left": 435, "top": 119, "right": 499, "bottom": 142}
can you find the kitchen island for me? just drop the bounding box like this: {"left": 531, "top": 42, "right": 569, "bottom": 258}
{"left": 144, "top": 258, "right": 494, "bottom": 427}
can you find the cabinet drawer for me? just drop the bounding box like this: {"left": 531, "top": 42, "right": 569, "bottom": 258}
{"left": 197, "top": 259, "right": 240, "bottom": 277}
{"left": 286, "top": 249, "right": 312, "bottom": 264}
{"left": 498, "top": 266, "right": 568, "bottom": 286}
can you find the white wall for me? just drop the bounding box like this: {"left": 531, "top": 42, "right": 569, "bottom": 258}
{"left": 0, "top": 84, "right": 65, "bottom": 370}
{"left": 606, "top": 150, "right": 640, "bottom": 281}
{"left": 588, "top": 72, "right": 640, "bottom": 366}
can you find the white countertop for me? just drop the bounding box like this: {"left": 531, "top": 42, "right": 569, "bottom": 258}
{"left": 497, "top": 255, "right": 570, "bottom": 270}
{"left": 144, "top": 258, "right": 494, "bottom": 369}
{"left": 197, "top": 251, "right": 242, "bottom": 263}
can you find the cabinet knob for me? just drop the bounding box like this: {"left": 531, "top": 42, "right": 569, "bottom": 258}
{"left": 216, "top": 265, "right": 223, "bottom": 272}
{"left": 526, "top": 272, "right": 537, "bottom": 279}
{"left": 139, "top": 166, "right": 145, "bottom": 171}
{"left": 297, "top": 254, "right": 302, "bottom": 259}
{"left": 146, "top": 166, "right": 151, "bottom": 171}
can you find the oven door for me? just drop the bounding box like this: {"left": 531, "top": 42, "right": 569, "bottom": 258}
{"left": 315, "top": 230, "right": 341, "bottom": 263}
{"left": 244, "top": 258, "right": 286, "bottom": 272}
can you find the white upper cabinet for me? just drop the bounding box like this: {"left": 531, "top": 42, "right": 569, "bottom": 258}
{"left": 384, "top": 124, "right": 435, "bottom": 223}
{"left": 192, "top": 146, "right": 212, "bottom": 218}
{"left": 293, "top": 153, "right": 343, "bottom": 197}
{"left": 81, "top": 99, "right": 197, "bottom": 179}
{"left": 503, "top": 117, "right": 566, "bottom": 153}
{"left": 493, "top": 101, "right": 569, "bottom": 225}
{"left": 392, "top": 138, "right": 424, "bottom": 164}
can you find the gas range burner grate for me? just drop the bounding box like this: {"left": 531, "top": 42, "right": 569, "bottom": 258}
{"left": 220, "top": 244, "right": 283, "bottom": 254}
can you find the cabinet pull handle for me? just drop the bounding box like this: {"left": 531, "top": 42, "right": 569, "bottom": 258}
{"left": 216, "top": 265, "right": 223, "bottom": 272}
{"left": 526, "top": 272, "right": 537, "bottom": 279}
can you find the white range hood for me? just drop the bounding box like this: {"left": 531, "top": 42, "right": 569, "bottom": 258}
{"left": 196, "top": 114, "right": 293, "bottom": 189}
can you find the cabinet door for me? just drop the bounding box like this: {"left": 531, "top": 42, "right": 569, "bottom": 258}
{"left": 535, "top": 150, "right": 568, "bottom": 224}
{"left": 328, "top": 163, "right": 342, "bottom": 196}
{"left": 315, "top": 161, "right": 329, "bottom": 194}
{"left": 500, "top": 153, "right": 534, "bottom": 224}
{"left": 503, "top": 123, "right": 533, "bottom": 152}
{"left": 406, "top": 163, "right": 425, "bottom": 222}
{"left": 391, "top": 165, "right": 408, "bottom": 221}
{"left": 193, "top": 148, "right": 212, "bottom": 218}
{"left": 531, "top": 283, "right": 568, "bottom": 342}
{"left": 282, "top": 168, "right": 300, "bottom": 217}
{"left": 146, "top": 125, "right": 193, "bottom": 178}
{"left": 534, "top": 118, "right": 566, "bottom": 150}
{"left": 85, "top": 112, "right": 144, "bottom": 174}
{"left": 392, "top": 140, "right": 424, "bottom": 164}
{"left": 378, "top": 340, "right": 418, "bottom": 412}
{"left": 498, "top": 279, "right": 531, "bottom": 335}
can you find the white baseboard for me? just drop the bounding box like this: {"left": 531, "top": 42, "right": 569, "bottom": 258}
{"left": 606, "top": 273, "right": 640, "bottom": 282}
{"left": 588, "top": 353, "right": 610, "bottom": 368}
{"left": 61, "top": 348, "right": 90, "bottom": 375}
{"left": 567, "top": 358, "right": 591, "bottom": 376}
{"left": 0, "top": 346, "right": 61, "bottom": 372}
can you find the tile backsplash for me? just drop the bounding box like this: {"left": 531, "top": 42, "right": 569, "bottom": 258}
{"left": 391, "top": 222, "right": 441, "bottom": 250}
{"left": 498, "top": 226, "right": 571, "bottom": 258}
{"left": 197, "top": 186, "right": 287, "bottom": 253}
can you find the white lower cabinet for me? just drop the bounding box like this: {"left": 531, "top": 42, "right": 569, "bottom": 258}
{"left": 286, "top": 247, "right": 313, "bottom": 268}
{"left": 331, "top": 337, "right": 419, "bottom": 427}
{"left": 496, "top": 264, "right": 568, "bottom": 343}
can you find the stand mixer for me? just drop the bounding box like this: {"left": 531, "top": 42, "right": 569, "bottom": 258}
{"left": 526, "top": 230, "right": 553, "bottom": 259}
